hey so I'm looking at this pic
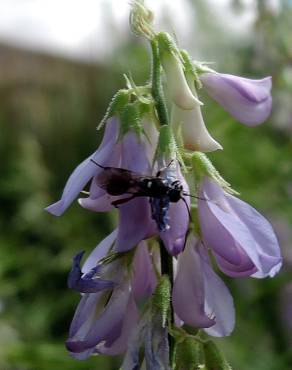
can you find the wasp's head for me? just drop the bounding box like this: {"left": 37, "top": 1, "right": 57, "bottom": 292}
{"left": 168, "top": 180, "right": 183, "bottom": 202}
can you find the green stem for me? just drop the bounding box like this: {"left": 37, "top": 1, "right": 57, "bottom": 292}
{"left": 160, "top": 241, "right": 175, "bottom": 366}
{"left": 151, "top": 36, "right": 175, "bottom": 367}
{"left": 150, "top": 38, "right": 169, "bottom": 126}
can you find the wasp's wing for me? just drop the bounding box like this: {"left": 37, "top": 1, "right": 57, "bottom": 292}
{"left": 95, "top": 166, "right": 149, "bottom": 196}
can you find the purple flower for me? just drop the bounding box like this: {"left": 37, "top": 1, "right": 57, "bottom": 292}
{"left": 158, "top": 163, "right": 190, "bottom": 256}
{"left": 66, "top": 239, "right": 156, "bottom": 359}
{"left": 132, "top": 241, "right": 157, "bottom": 301}
{"left": 45, "top": 118, "right": 121, "bottom": 216}
{"left": 172, "top": 235, "right": 235, "bottom": 336}
{"left": 79, "top": 129, "right": 190, "bottom": 255}
{"left": 198, "top": 177, "right": 282, "bottom": 278}
{"left": 67, "top": 251, "right": 115, "bottom": 293}
{"left": 66, "top": 279, "right": 134, "bottom": 357}
{"left": 122, "top": 307, "right": 170, "bottom": 370}
{"left": 200, "top": 72, "right": 272, "bottom": 126}
{"left": 78, "top": 128, "right": 158, "bottom": 253}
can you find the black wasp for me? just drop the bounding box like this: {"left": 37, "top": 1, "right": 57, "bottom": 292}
{"left": 90, "top": 159, "right": 191, "bottom": 232}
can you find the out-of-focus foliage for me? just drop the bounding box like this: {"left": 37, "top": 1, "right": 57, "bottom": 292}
{"left": 0, "top": 1, "right": 291, "bottom": 369}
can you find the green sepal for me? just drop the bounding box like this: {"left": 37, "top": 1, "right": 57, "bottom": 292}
{"left": 155, "top": 125, "right": 177, "bottom": 160}
{"left": 180, "top": 49, "right": 202, "bottom": 90}
{"left": 119, "top": 102, "right": 144, "bottom": 137}
{"left": 156, "top": 31, "right": 182, "bottom": 62}
{"left": 191, "top": 152, "right": 239, "bottom": 195}
{"left": 175, "top": 337, "right": 205, "bottom": 370}
{"left": 204, "top": 340, "right": 232, "bottom": 370}
{"left": 97, "top": 90, "right": 130, "bottom": 130}
{"left": 152, "top": 274, "right": 171, "bottom": 327}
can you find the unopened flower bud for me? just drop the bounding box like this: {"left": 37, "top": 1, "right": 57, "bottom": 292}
{"left": 172, "top": 74, "right": 222, "bottom": 152}
{"left": 157, "top": 32, "right": 202, "bottom": 110}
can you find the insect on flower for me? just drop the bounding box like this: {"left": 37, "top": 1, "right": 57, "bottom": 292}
{"left": 90, "top": 159, "right": 193, "bottom": 232}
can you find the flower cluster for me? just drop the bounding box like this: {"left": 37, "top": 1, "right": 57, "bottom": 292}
{"left": 46, "top": 1, "right": 281, "bottom": 368}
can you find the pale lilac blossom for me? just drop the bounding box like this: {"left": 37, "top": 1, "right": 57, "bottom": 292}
{"left": 122, "top": 307, "right": 170, "bottom": 370}
{"left": 158, "top": 163, "right": 190, "bottom": 256}
{"left": 45, "top": 118, "right": 120, "bottom": 216}
{"left": 172, "top": 235, "right": 235, "bottom": 336}
{"left": 198, "top": 177, "right": 282, "bottom": 278}
{"left": 200, "top": 73, "right": 272, "bottom": 126}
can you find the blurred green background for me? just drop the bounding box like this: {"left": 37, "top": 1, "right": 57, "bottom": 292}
{"left": 0, "top": 0, "right": 292, "bottom": 369}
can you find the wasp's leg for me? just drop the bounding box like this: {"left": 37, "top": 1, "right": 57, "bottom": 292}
{"left": 111, "top": 194, "right": 138, "bottom": 208}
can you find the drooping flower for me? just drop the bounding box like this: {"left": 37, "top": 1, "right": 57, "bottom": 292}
{"left": 66, "top": 238, "right": 156, "bottom": 360}
{"left": 198, "top": 177, "right": 282, "bottom": 278}
{"left": 78, "top": 128, "right": 157, "bottom": 252}
{"left": 122, "top": 295, "right": 170, "bottom": 370}
{"left": 45, "top": 118, "right": 121, "bottom": 216}
{"left": 158, "top": 32, "right": 202, "bottom": 110}
{"left": 172, "top": 234, "right": 235, "bottom": 336}
{"left": 200, "top": 72, "right": 272, "bottom": 126}
{"left": 79, "top": 126, "right": 190, "bottom": 256}
{"left": 66, "top": 278, "right": 134, "bottom": 358}
{"left": 68, "top": 251, "right": 115, "bottom": 293}
{"left": 171, "top": 73, "right": 222, "bottom": 153}
{"left": 156, "top": 161, "right": 191, "bottom": 256}
{"left": 132, "top": 241, "right": 157, "bottom": 301}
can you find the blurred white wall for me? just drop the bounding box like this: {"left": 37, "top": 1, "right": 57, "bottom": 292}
{"left": 0, "top": 0, "right": 263, "bottom": 62}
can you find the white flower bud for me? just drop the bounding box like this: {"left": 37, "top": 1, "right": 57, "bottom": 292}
{"left": 172, "top": 76, "right": 222, "bottom": 153}
{"left": 158, "top": 33, "right": 202, "bottom": 110}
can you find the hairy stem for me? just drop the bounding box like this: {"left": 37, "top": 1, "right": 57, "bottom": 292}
{"left": 151, "top": 38, "right": 169, "bottom": 126}
{"left": 151, "top": 36, "right": 175, "bottom": 366}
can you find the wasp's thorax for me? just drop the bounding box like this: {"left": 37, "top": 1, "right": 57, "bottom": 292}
{"left": 139, "top": 177, "right": 182, "bottom": 202}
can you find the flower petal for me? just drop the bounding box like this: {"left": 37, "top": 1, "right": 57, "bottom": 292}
{"left": 198, "top": 179, "right": 243, "bottom": 265}
{"left": 144, "top": 315, "right": 170, "bottom": 370}
{"left": 82, "top": 229, "right": 118, "bottom": 274}
{"left": 171, "top": 75, "right": 222, "bottom": 153}
{"left": 79, "top": 130, "right": 153, "bottom": 214}
{"left": 132, "top": 242, "right": 157, "bottom": 301}
{"left": 120, "top": 131, "right": 151, "bottom": 173}
{"left": 200, "top": 73, "right": 272, "bottom": 126}
{"left": 199, "top": 178, "right": 282, "bottom": 278}
{"left": 121, "top": 315, "right": 145, "bottom": 370}
{"left": 115, "top": 197, "right": 156, "bottom": 253}
{"left": 68, "top": 251, "right": 114, "bottom": 293}
{"left": 161, "top": 51, "right": 202, "bottom": 110}
{"left": 172, "top": 235, "right": 215, "bottom": 328}
{"left": 66, "top": 281, "right": 130, "bottom": 353}
{"left": 199, "top": 246, "right": 235, "bottom": 337}
{"left": 68, "top": 292, "right": 101, "bottom": 340}
{"left": 159, "top": 165, "right": 190, "bottom": 256}
{"left": 45, "top": 118, "right": 120, "bottom": 216}
{"left": 172, "top": 104, "right": 222, "bottom": 152}
{"left": 100, "top": 294, "right": 139, "bottom": 355}
{"left": 214, "top": 251, "right": 257, "bottom": 278}
{"left": 78, "top": 193, "right": 116, "bottom": 212}
{"left": 226, "top": 194, "right": 282, "bottom": 278}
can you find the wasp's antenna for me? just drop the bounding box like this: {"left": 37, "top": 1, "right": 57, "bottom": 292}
{"left": 156, "top": 159, "right": 175, "bottom": 177}
{"left": 182, "top": 192, "right": 207, "bottom": 202}
{"left": 90, "top": 159, "right": 106, "bottom": 169}
{"left": 181, "top": 196, "right": 192, "bottom": 222}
